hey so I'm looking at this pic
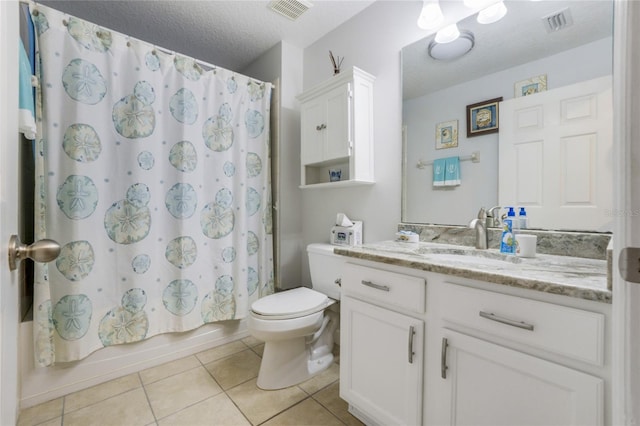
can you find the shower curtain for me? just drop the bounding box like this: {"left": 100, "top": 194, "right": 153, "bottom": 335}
{"left": 30, "top": 4, "right": 274, "bottom": 366}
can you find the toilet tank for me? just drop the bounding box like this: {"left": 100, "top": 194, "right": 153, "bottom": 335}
{"left": 307, "top": 243, "right": 345, "bottom": 300}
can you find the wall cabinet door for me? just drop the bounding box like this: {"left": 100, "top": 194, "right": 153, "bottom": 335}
{"left": 300, "top": 98, "right": 325, "bottom": 165}
{"left": 300, "top": 84, "right": 350, "bottom": 166}
{"left": 340, "top": 296, "right": 423, "bottom": 426}
{"left": 436, "top": 329, "right": 604, "bottom": 426}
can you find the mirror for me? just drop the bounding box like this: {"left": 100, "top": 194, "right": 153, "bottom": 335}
{"left": 401, "top": 1, "right": 613, "bottom": 228}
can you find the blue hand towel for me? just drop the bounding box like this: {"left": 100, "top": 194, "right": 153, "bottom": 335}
{"left": 432, "top": 158, "right": 446, "bottom": 186}
{"left": 19, "top": 38, "right": 36, "bottom": 140}
{"left": 444, "top": 156, "right": 461, "bottom": 186}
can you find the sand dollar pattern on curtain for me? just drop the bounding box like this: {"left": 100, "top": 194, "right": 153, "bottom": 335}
{"left": 31, "top": 3, "right": 274, "bottom": 366}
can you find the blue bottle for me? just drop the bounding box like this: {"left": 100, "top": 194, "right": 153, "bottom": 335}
{"left": 500, "top": 207, "right": 516, "bottom": 254}
{"left": 518, "top": 207, "right": 528, "bottom": 229}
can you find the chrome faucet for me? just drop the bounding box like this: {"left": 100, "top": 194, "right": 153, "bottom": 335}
{"left": 486, "top": 206, "right": 502, "bottom": 228}
{"left": 469, "top": 207, "right": 489, "bottom": 249}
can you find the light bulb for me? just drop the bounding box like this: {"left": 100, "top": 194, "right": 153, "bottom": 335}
{"left": 477, "top": 1, "right": 507, "bottom": 24}
{"left": 417, "top": 0, "right": 444, "bottom": 30}
{"left": 435, "top": 23, "right": 461, "bottom": 44}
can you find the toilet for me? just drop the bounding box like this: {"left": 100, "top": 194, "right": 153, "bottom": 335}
{"left": 248, "top": 243, "right": 343, "bottom": 390}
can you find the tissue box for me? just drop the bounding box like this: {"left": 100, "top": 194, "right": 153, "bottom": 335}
{"left": 330, "top": 221, "right": 363, "bottom": 246}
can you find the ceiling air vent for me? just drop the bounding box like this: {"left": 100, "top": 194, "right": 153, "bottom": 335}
{"left": 268, "top": 0, "right": 313, "bottom": 21}
{"left": 541, "top": 7, "right": 574, "bottom": 33}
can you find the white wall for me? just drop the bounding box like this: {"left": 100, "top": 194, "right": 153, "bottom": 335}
{"left": 300, "top": 1, "right": 427, "bottom": 284}
{"left": 404, "top": 37, "right": 613, "bottom": 225}
{"left": 243, "top": 42, "right": 304, "bottom": 289}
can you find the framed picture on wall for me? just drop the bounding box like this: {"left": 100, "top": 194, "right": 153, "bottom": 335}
{"left": 435, "top": 119, "right": 458, "bottom": 149}
{"left": 466, "top": 97, "right": 502, "bottom": 137}
{"left": 514, "top": 74, "right": 547, "bottom": 97}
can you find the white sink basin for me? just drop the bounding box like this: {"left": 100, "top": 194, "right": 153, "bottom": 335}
{"left": 415, "top": 246, "right": 521, "bottom": 265}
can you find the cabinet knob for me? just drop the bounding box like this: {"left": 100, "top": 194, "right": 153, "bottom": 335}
{"left": 316, "top": 124, "right": 327, "bottom": 131}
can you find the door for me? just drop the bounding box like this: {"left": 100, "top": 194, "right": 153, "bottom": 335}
{"left": 499, "top": 76, "right": 613, "bottom": 231}
{"left": 613, "top": 1, "right": 640, "bottom": 424}
{"left": 438, "top": 330, "right": 603, "bottom": 426}
{"left": 340, "top": 296, "right": 423, "bottom": 426}
{"left": 0, "top": 1, "right": 22, "bottom": 425}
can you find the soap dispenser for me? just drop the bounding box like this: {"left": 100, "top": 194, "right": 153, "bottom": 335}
{"left": 518, "top": 207, "right": 528, "bottom": 229}
{"left": 500, "top": 207, "right": 516, "bottom": 254}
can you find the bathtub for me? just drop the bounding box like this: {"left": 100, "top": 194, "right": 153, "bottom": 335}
{"left": 19, "top": 319, "right": 249, "bottom": 408}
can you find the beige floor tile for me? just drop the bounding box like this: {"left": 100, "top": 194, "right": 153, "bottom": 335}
{"left": 204, "top": 349, "right": 261, "bottom": 390}
{"left": 139, "top": 355, "right": 201, "bottom": 385}
{"left": 262, "top": 398, "right": 343, "bottom": 426}
{"left": 251, "top": 343, "right": 265, "bottom": 357}
{"left": 298, "top": 363, "right": 340, "bottom": 395}
{"left": 313, "top": 382, "right": 364, "bottom": 426}
{"left": 30, "top": 417, "right": 61, "bottom": 426}
{"left": 145, "top": 365, "right": 222, "bottom": 419}
{"left": 226, "top": 378, "right": 307, "bottom": 425}
{"left": 18, "top": 398, "right": 63, "bottom": 426}
{"left": 64, "top": 373, "right": 141, "bottom": 413}
{"left": 241, "top": 335, "right": 263, "bottom": 348}
{"left": 63, "top": 388, "right": 154, "bottom": 426}
{"left": 157, "top": 392, "right": 250, "bottom": 426}
{"left": 196, "top": 340, "right": 248, "bottom": 364}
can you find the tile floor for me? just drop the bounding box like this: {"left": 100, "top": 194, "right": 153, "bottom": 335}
{"left": 18, "top": 337, "right": 363, "bottom": 426}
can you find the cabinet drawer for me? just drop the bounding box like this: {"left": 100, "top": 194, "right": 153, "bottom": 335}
{"left": 440, "top": 283, "right": 605, "bottom": 366}
{"left": 342, "top": 263, "right": 426, "bottom": 314}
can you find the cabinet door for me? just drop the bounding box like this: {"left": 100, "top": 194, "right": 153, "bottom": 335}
{"left": 300, "top": 98, "right": 325, "bottom": 165}
{"left": 340, "top": 296, "right": 423, "bottom": 426}
{"left": 324, "top": 84, "right": 351, "bottom": 162}
{"left": 436, "top": 330, "right": 603, "bottom": 426}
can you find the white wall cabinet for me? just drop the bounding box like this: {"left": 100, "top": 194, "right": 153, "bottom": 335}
{"left": 297, "top": 67, "right": 375, "bottom": 188}
{"left": 338, "top": 260, "right": 611, "bottom": 426}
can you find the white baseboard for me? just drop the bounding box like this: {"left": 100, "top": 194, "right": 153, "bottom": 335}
{"left": 19, "top": 319, "right": 249, "bottom": 409}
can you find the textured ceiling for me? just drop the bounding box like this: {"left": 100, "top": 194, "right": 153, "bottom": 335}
{"left": 402, "top": 0, "right": 613, "bottom": 99}
{"left": 39, "top": 0, "right": 376, "bottom": 71}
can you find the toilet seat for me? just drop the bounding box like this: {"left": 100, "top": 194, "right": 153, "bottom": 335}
{"left": 251, "top": 287, "right": 330, "bottom": 320}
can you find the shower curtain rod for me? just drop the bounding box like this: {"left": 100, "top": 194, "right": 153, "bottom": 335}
{"left": 18, "top": 0, "right": 276, "bottom": 90}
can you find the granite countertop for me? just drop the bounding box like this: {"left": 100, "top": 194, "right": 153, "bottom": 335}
{"left": 334, "top": 240, "right": 611, "bottom": 304}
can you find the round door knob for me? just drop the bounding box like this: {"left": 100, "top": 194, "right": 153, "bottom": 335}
{"left": 8, "top": 235, "right": 61, "bottom": 271}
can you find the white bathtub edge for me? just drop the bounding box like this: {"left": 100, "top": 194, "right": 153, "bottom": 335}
{"left": 19, "top": 319, "right": 249, "bottom": 409}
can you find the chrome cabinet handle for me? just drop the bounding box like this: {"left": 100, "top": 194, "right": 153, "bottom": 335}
{"left": 361, "top": 280, "right": 390, "bottom": 292}
{"left": 441, "top": 337, "right": 449, "bottom": 379}
{"left": 408, "top": 326, "right": 415, "bottom": 364}
{"left": 479, "top": 311, "right": 535, "bottom": 331}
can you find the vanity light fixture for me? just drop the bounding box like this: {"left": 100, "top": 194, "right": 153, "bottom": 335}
{"left": 428, "top": 30, "right": 475, "bottom": 61}
{"left": 477, "top": 1, "right": 508, "bottom": 24}
{"left": 435, "top": 23, "right": 461, "bottom": 43}
{"left": 417, "top": 0, "right": 444, "bottom": 30}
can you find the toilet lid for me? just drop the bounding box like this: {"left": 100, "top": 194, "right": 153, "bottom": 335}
{"left": 251, "top": 287, "right": 329, "bottom": 317}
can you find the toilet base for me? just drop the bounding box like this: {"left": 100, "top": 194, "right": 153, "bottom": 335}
{"left": 256, "top": 336, "right": 334, "bottom": 390}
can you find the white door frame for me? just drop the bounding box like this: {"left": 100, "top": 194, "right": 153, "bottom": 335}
{"left": 612, "top": 1, "right": 640, "bottom": 424}
{"left": 0, "top": 1, "right": 22, "bottom": 425}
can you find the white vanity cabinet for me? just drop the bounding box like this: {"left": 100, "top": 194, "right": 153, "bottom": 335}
{"left": 297, "top": 67, "right": 375, "bottom": 188}
{"left": 340, "top": 263, "right": 426, "bottom": 426}
{"left": 429, "top": 281, "right": 605, "bottom": 426}
{"left": 337, "top": 259, "right": 611, "bottom": 426}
